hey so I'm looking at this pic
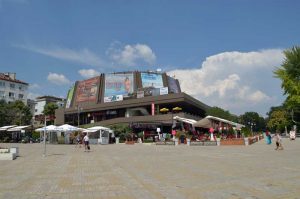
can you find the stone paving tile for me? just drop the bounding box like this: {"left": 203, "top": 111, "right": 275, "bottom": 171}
{"left": 0, "top": 139, "right": 300, "bottom": 199}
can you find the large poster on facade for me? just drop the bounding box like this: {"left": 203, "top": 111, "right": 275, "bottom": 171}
{"left": 167, "top": 76, "right": 180, "bottom": 93}
{"left": 75, "top": 77, "right": 99, "bottom": 103}
{"left": 65, "top": 85, "right": 75, "bottom": 108}
{"left": 141, "top": 73, "right": 164, "bottom": 88}
{"left": 104, "top": 73, "right": 134, "bottom": 102}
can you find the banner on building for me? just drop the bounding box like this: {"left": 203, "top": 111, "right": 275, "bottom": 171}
{"left": 66, "top": 85, "right": 75, "bottom": 108}
{"left": 76, "top": 77, "right": 99, "bottom": 103}
{"left": 141, "top": 73, "right": 164, "bottom": 88}
{"left": 104, "top": 95, "right": 123, "bottom": 103}
{"left": 167, "top": 76, "right": 180, "bottom": 93}
{"left": 104, "top": 73, "right": 134, "bottom": 102}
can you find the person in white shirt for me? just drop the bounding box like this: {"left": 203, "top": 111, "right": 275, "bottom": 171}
{"left": 83, "top": 133, "right": 89, "bottom": 151}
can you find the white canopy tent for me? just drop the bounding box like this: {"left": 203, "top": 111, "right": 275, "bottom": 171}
{"left": 84, "top": 126, "right": 113, "bottom": 145}
{"left": 58, "top": 124, "right": 82, "bottom": 132}
{"left": 35, "top": 125, "right": 62, "bottom": 132}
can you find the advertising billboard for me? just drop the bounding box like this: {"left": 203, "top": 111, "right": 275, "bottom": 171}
{"left": 75, "top": 77, "right": 99, "bottom": 103}
{"left": 65, "top": 85, "right": 75, "bottom": 108}
{"left": 167, "top": 76, "right": 180, "bottom": 93}
{"left": 141, "top": 73, "right": 164, "bottom": 88}
{"left": 104, "top": 73, "right": 134, "bottom": 102}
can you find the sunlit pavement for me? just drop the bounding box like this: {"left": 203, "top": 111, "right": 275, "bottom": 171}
{"left": 1, "top": 139, "right": 300, "bottom": 199}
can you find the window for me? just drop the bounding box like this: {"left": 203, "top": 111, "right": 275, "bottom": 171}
{"left": 9, "top": 92, "right": 15, "bottom": 98}
{"left": 0, "top": 91, "right": 5, "bottom": 98}
{"left": 0, "top": 81, "right": 5, "bottom": 87}
{"left": 10, "top": 83, "right": 15, "bottom": 89}
{"left": 19, "top": 94, "right": 24, "bottom": 99}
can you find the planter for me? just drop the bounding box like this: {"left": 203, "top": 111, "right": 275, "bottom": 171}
{"left": 174, "top": 138, "right": 179, "bottom": 146}
{"left": 125, "top": 141, "right": 135, "bottom": 145}
{"left": 190, "top": 141, "right": 203, "bottom": 146}
{"left": 10, "top": 147, "right": 19, "bottom": 156}
{"left": 221, "top": 139, "right": 245, "bottom": 146}
{"left": 186, "top": 138, "right": 191, "bottom": 146}
{"left": 216, "top": 138, "right": 221, "bottom": 146}
{"left": 115, "top": 137, "right": 119, "bottom": 144}
{"left": 244, "top": 137, "right": 249, "bottom": 146}
{"left": 137, "top": 138, "right": 143, "bottom": 143}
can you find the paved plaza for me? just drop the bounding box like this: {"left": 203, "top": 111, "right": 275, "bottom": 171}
{"left": 0, "top": 139, "right": 300, "bottom": 199}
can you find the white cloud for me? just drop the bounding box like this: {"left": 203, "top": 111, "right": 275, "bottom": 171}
{"left": 78, "top": 69, "right": 100, "bottom": 79}
{"left": 107, "top": 43, "right": 156, "bottom": 66}
{"left": 168, "top": 49, "right": 285, "bottom": 115}
{"left": 28, "top": 83, "right": 40, "bottom": 90}
{"left": 47, "top": 73, "right": 71, "bottom": 85}
{"left": 27, "top": 92, "right": 40, "bottom": 100}
{"left": 14, "top": 44, "right": 104, "bottom": 67}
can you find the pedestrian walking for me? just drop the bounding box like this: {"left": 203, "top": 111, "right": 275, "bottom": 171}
{"left": 274, "top": 133, "right": 283, "bottom": 150}
{"left": 83, "top": 133, "right": 90, "bottom": 152}
{"left": 75, "top": 133, "right": 81, "bottom": 148}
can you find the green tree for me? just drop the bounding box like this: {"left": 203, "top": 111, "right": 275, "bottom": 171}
{"left": 267, "top": 109, "right": 290, "bottom": 133}
{"left": 0, "top": 100, "right": 32, "bottom": 125}
{"left": 274, "top": 46, "right": 300, "bottom": 125}
{"left": 43, "top": 102, "right": 59, "bottom": 124}
{"left": 239, "top": 112, "right": 266, "bottom": 132}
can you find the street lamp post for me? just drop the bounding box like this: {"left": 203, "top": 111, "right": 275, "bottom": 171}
{"left": 248, "top": 122, "right": 256, "bottom": 137}
{"left": 43, "top": 115, "right": 46, "bottom": 157}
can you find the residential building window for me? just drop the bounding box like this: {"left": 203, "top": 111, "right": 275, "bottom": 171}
{"left": 0, "top": 91, "right": 5, "bottom": 98}
{"left": 9, "top": 92, "right": 15, "bottom": 98}
{"left": 10, "top": 83, "right": 15, "bottom": 89}
{"left": 19, "top": 94, "right": 24, "bottom": 99}
{"left": 0, "top": 81, "right": 5, "bottom": 87}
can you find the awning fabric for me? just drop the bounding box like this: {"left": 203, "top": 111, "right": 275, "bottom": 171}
{"left": 0, "top": 125, "right": 17, "bottom": 131}
{"left": 173, "top": 116, "right": 197, "bottom": 125}
{"left": 194, "top": 115, "right": 245, "bottom": 129}
{"left": 7, "top": 125, "right": 31, "bottom": 132}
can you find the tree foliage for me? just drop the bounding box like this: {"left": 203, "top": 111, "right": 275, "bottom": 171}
{"left": 0, "top": 100, "right": 32, "bottom": 126}
{"left": 274, "top": 46, "right": 300, "bottom": 108}
{"left": 43, "top": 102, "right": 59, "bottom": 116}
{"left": 239, "top": 112, "right": 266, "bottom": 132}
{"left": 274, "top": 46, "right": 300, "bottom": 127}
{"left": 267, "top": 109, "right": 290, "bottom": 133}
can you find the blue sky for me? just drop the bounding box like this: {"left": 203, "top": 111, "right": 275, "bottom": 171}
{"left": 1, "top": 0, "right": 300, "bottom": 115}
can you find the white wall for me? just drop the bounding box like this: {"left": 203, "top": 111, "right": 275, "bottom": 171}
{"left": 0, "top": 80, "right": 28, "bottom": 104}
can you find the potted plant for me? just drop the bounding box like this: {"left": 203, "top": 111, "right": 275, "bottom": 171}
{"left": 241, "top": 127, "right": 251, "bottom": 146}
{"left": 186, "top": 133, "right": 193, "bottom": 146}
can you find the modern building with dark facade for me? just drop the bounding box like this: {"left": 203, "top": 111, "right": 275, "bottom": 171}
{"left": 55, "top": 71, "right": 209, "bottom": 133}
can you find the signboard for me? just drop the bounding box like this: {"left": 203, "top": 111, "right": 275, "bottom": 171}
{"left": 137, "top": 91, "right": 144, "bottom": 99}
{"left": 151, "top": 103, "right": 155, "bottom": 116}
{"left": 160, "top": 87, "right": 168, "bottom": 95}
{"left": 104, "top": 95, "right": 123, "bottom": 103}
{"left": 104, "top": 73, "right": 134, "bottom": 102}
{"left": 167, "top": 76, "right": 180, "bottom": 93}
{"left": 66, "top": 85, "right": 75, "bottom": 108}
{"left": 76, "top": 77, "right": 99, "bottom": 103}
{"left": 141, "top": 73, "right": 163, "bottom": 88}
